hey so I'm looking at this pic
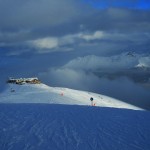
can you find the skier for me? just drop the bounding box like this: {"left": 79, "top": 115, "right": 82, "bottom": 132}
{"left": 90, "top": 97, "right": 94, "bottom": 106}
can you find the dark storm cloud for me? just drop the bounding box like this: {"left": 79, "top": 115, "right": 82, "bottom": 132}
{"left": 78, "top": 8, "right": 150, "bottom": 32}
{"left": 0, "top": 0, "right": 150, "bottom": 56}
{"left": 0, "top": 0, "right": 150, "bottom": 70}
{"left": 0, "top": 0, "right": 83, "bottom": 43}
{"left": 96, "top": 77, "right": 150, "bottom": 110}
{"left": 0, "top": 0, "right": 81, "bottom": 29}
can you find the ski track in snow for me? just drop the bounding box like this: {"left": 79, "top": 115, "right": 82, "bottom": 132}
{"left": 0, "top": 104, "right": 150, "bottom": 150}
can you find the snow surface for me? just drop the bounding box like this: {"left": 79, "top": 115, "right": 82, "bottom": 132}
{"left": 0, "top": 83, "right": 149, "bottom": 150}
{"left": 0, "top": 104, "right": 150, "bottom": 150}
{"left": 0, "top": 83, "right": 141, "bottom": 110}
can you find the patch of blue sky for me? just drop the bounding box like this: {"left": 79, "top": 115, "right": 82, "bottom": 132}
{"left": 82, "top": 0, "right": 150, "bottom": 10}
{"left": 136, "top": 1, "right": 150, "bottom": 10}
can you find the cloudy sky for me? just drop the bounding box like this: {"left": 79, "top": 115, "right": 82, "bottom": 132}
{"left": 0, "top": 0, "right": 150, "bottom": 109}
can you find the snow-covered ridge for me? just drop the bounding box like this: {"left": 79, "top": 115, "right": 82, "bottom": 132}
{"left": 0, "top": 83, "right": 142, "bottom": 110}
{"left": 64, "top": 52, "right": 150, "bottom": 71}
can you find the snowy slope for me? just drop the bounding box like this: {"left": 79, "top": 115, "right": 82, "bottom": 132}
{"left": 0, "top": 83, "right": 141, "bottom": 110}
{"left": 0, "top": 104, "right": 150, "bottom": 150}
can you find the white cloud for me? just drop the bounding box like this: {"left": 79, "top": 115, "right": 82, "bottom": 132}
{"left": 138, "top": 57, "right": 150, "bottom": 67}
{"left": 79, "top": 31, "right": 104, "bottom": 41}
{"left": 28, "top": 30, "right": 105, "bottom": 52}
{"left": 29, "top": 35, "right": 74, "bottom": 53}
{"left": 31, "top": 37, "right": 59, "bottom": 49}
{"left": 59, "top": 31, "right": 105, "bottom": 44}
{"left": 27, "top": 30, "right": 150, "bottom": 55}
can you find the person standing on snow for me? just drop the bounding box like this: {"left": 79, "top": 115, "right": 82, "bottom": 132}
{"left": 90, "top": 97, "right": 94, "bottom": 106}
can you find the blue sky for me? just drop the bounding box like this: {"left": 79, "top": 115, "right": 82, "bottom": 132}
{"left": 0, "top": 0, "right": 150, "bottom": 108}
{"left": 82, "top": 0, "right": 150, "bottom": 9}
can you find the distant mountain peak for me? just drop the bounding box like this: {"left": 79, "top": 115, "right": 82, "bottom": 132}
{"left": 135, "top": 63, "right": 150, "bottom": 71}
{"left": 126, "top": 51, "right": 136, "bottom": 57}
